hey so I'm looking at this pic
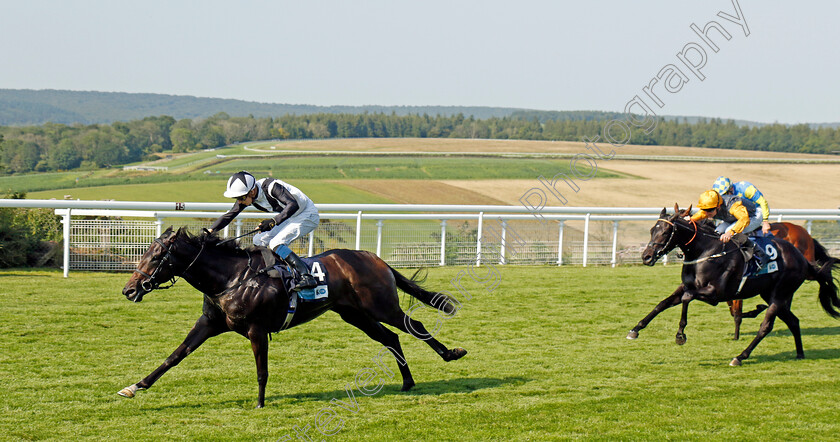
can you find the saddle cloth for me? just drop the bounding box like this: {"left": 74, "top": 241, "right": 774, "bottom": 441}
{"left": 743, "top": 234, "right": 780, "bottom": 278}
{"left": 259, "top": 249, "right": 329, "bottom": 302}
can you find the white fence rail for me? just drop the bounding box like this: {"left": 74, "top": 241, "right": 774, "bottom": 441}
{"left": 2, "top": 199, "right": 839, "bottom": 276}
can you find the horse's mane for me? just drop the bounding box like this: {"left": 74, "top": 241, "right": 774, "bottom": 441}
{"left": 691, "top": 218, "right": 719, "bottom": 235}
{"left": 172, "top": 227, "right": 260, "bottom": 254}
{"left": 666, "top": 210, "right": 718, "bottom": 236}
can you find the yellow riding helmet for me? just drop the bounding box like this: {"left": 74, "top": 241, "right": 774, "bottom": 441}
{"left": 697, "top": 190, "right": 722, "bottom": 210}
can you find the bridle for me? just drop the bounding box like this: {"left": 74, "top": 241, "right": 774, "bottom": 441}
{"left": 647, "top": 217, "right": 699, "bottom": 261}
{"left": 133, "top": 236, "right": 205, "bottom": 295}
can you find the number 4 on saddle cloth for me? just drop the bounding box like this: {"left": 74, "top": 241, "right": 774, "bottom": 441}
{"left": 257, "top": 248, "right": 329, "bottom": 301}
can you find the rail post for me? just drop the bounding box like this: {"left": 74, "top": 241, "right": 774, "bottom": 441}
{"left": 355, "top": 211, "right": 363, "bottom": 250}
{"left": 376, "top": 220, "right": 384, "bottom": 257}
{"left": 499, "top": 219, "right": 507, "bottom": 265}
{"left": 62, "top": 209, "right": 71, "bottom": 278}
{"left": 611, "top": 220, "right": 619, "bottom": 268}
{"left": 440, "top": 220, "right": 447, "bottom": 266}
{"left": 582, "top": 213, "right": 591, "bottom": 267}
{"left": 557, "top": 220, "right": 565, "bottom": 266}
{"left": 476, "top": 212, "right": 484, "bottom": 267}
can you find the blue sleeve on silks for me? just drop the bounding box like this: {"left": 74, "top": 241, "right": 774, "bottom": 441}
{"left": 275, "top": 244, "right": 292, "bottom": 259}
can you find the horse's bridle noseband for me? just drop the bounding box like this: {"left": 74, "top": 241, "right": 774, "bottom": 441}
{"left": 647, "top": 217, "right": 699, "bottom": 261}
{"left": 133, "top": 236, "right": 205, "bottom": 295}
{"left": 133, "top": 238, "right": 177, "bottom": 293}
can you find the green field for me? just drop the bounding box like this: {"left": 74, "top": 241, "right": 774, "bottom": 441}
{"left": 27, "top": 179, "right": 397, "bottom": 204}
{"left": 2, "top": 265, "right": 840, "bottom": 440}
{"left": 3, "top": 150, "right": 620, "bottom": 196}
{"left": 194, "top": 156, "right": 619, "bottom": 180}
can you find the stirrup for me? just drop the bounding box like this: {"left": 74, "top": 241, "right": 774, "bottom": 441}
{"left": 293, "top": 274, "right": 318, "bottom": 291}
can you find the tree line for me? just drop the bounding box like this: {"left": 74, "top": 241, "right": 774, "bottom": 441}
{"left": 1, "top": 112, "right": 839, "bottom": 174}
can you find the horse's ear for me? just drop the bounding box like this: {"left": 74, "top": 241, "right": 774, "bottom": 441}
{"left": 673, "top": 203, "right": 680, "bottom": 216}
{"left": 684, "top": 204, "right": 693, "bottom": 217}
{"left": 660, "top": 207, "right": 667, "bottom": 217}
{"left": 163, "top": 226, "right": 174, "bottom": 235}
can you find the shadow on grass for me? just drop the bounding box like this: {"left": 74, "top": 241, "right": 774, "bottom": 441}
{"left": 138, "top": 376, "right": 531, "bottom": 410}
{"left": 0, "top": 273, "right": 52, "bottom": 278}
{"left": 726, "top": 326, "right": 840, "bottom": 340}
{"left": 697, "top": 347, "right": 840, "bottom": 367}
{"left": 748, "top": 347, "right": 840, "bottom": 364}
{"left": 794, "top": 326, "right": 840, "bottom": 336}
{"left": 270, "top": 376, "right": 532, "bottom": 404}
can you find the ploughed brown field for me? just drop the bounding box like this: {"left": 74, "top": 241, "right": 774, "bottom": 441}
{"left": 266, "top": 138, "right": 839, "bottom": 209}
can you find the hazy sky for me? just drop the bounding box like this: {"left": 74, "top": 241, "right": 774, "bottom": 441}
{"left": 2, "top": 0, "right": 837, "bottom": 123}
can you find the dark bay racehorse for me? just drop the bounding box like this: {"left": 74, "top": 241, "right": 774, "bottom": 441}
{"left": 119, "top": 227, "right": 467, "bottom": 407}
{"left": 630, "top": 205, "right": 840, "bottom": 366}
{"left": 728, "top": 222, "right": 840, "bottom": 339}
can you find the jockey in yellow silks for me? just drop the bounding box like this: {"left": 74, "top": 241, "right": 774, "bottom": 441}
{"left": 712, "top": 176, "right": 771, "bottom": 235}
{"left": 691, "top": 189, "right": 768, "bottom": 266}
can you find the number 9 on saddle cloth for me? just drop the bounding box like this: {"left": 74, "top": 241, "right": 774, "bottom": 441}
{"left": 736, "top": 233, "right": 779, "bottom": 278}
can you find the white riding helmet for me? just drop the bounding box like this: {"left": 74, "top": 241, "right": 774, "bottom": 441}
{"left": 223, "top": 171, "right": 256, "bottom": 198}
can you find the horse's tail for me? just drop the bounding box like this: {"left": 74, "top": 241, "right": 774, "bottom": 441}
{"left": 389, "top": 267, "right": 457, "bottom": 315}
{"left": 811, "top": 260, "right": 840, "bottom": 319}
{"left": 813, "top": 238, "right": 840, "bottom": 271}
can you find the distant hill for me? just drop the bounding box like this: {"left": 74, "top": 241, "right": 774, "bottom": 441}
{"left": 0, "top": 89, "right": 530, "bottom": 126}
{"left": 2, "top": 89, "right": 838, "bottom": 128}
{"left": 507, "top": 110, "right": 809, "bottom": 129}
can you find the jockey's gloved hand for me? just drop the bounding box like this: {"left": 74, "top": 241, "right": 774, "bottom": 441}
{"left": 258, "top": 219, "right": 276, "bottom": 232}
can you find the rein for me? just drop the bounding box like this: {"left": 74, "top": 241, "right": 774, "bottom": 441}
{"left": 205, "top": 250, "right": 259, "bottom": 299}
{"left": 650, "top": 217, "right": 738, "bottom": 265}
{"left": 681, "top": 246, "right": 737, "bottom": 265}
{"left": 648, "top": 218, "right": 692, "bottom": 261}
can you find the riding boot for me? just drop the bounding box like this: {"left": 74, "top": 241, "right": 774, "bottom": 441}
{"left": 276, "top": 245, "right": 317, "bottom": 290}
{"left": 730, "top": 233, "right": 754, "bottom": 262}
{"left": 735, "top": 233, "right": 768, "bottom": 269}
{"left": 749, "top": 239, "right": 769, "bottom": 268}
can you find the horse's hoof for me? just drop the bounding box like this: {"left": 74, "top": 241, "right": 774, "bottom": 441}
{"left": 796, "top": 353, "right": 805, "bottom": 360}
{"left": 117, "top": 386, "right": 136, "bottom": 398}
{"left": 255, "top": 404, "right": 264, "bottom": 409}
{"left": 730, "top": 358, "right": 742, "bottom": 366}
{"left": 445, "top": 347, "right": 467, "bottom": 361}
{"left": 401, "top": 380, "right": 415, "bottom": 392}
{"left": 675, "top": 334, "right": 686, "bottom": 345}
{"left": 626, "top": 331, "right": 638, "bottom": 340}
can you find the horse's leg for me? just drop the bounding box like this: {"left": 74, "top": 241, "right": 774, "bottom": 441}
{"left": 379, "top": 311, "right": 467, "bottom": 362}
{"left": 730, "top": 302, "right": 779, "bottom": 366}
{"left": 740, "top": 304, "right": 769, "bottom": 318}
{"left": 775, "top": 305, "right": 805, "bottom": 359}
{"left": 627, "top": 285, "right": 685, "bottom": 339}
{"left": 118, "top": 315, "right": 226, "bottom": 398}
{"left": 333, "top": 306, "right": 416, "bottom": 391}
{"left": 741, "top": 304, "right": 767, "bottom": 318}
{"left": 676, "top": 297, "right": 691, "bottom": 345}
{"left": 729, "top": 299, "right": 743, "bottom": 340}
{"left": 674, "top": 285, "right": 722, "bottom": 345}
{"left": 247, "top": 327, "right": 269, "bottom": 408}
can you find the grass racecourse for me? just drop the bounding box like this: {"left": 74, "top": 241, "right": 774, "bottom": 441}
{"left": 2, "top": 265, "right": 840, "bottom": 440}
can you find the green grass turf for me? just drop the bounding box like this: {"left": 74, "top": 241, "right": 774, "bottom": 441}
{"left": 1, "top": 265, "right": 840, "bottom": 440}
{"left": 26, "top": 180, "right": 397, "bottom": 204}
{"left": 3, "top": 153, "right": 621, "bottom": 195}
{"left": 196, "top": 155, "right": 619, "bottom": 180}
